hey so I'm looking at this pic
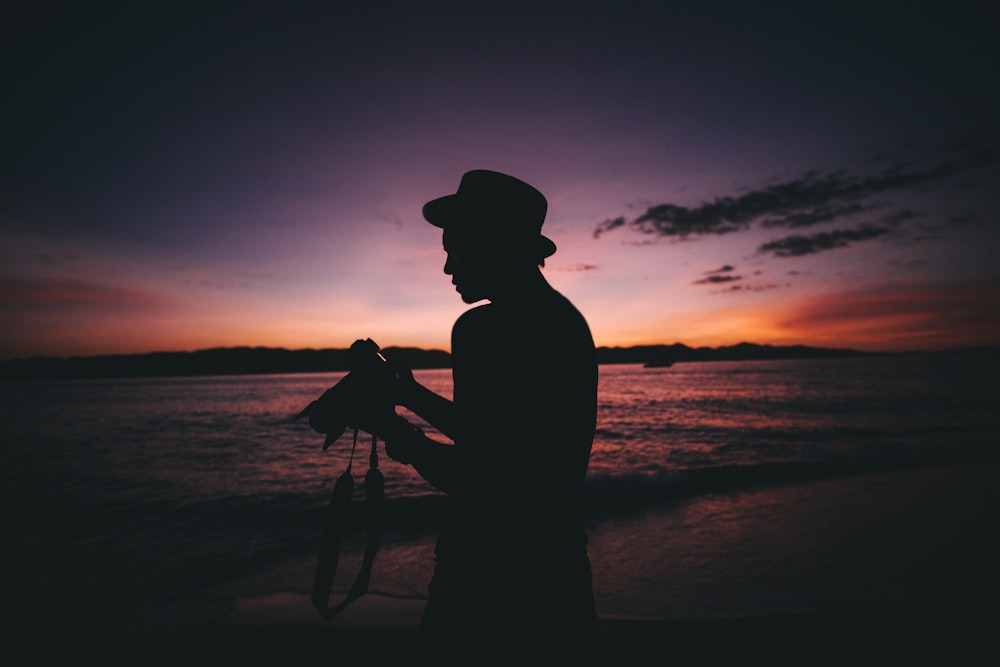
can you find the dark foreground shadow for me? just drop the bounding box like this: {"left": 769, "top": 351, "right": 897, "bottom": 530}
{"left": 30, "top": 603, "right": 993, "bottom": 667}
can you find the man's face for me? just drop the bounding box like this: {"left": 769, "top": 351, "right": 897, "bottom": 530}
{"left": 442, "top": 229, "right": 499, "bottom": 304}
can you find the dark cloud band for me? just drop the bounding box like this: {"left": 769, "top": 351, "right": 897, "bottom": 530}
{"left": 757, "top": 224, "right": 894, "bottom": 257}
{"left": 594, "top": 148, "right": 997, "bottom": 246}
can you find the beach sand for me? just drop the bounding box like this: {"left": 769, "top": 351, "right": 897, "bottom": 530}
{"left": 17, "top": 462, "right": 998, "bottom": 666}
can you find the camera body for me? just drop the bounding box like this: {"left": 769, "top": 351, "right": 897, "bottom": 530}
{"left": 297, "top": 338, "right": 396, "bottom": 448}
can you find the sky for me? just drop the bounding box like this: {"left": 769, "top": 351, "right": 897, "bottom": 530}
{"left": 3, "top": 1, "right": 999, "bottom": 359}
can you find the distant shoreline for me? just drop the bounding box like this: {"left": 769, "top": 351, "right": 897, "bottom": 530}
{"left": 1, "top": 343, "right": 994, "bottom": 382}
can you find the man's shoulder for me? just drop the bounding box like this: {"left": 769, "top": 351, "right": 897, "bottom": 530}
{"left": 452, "top": 304, "right": 500, "bottom": 340}
{"left": 454, "top": 303, "right": 494, "bottom": 326}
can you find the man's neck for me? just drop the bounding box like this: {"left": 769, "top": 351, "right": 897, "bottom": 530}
{"left": 488, "top": 267, "right": 552, "bottom": 304}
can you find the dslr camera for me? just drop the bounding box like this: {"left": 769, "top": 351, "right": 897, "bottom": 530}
{"left": 297, "top": 338, "right": 396, "bottom": 449}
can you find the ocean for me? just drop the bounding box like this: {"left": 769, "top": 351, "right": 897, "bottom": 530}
{"left": 3, "top": 352, "right": 998, "bottom": 643}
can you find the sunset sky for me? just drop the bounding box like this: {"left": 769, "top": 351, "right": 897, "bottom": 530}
{"left": 3, "top": 1, "right": 998, "bottom": 359}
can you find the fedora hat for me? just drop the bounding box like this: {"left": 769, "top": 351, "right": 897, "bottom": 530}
{"left": 422, "top": 170, "right": 557, "bottom": 259}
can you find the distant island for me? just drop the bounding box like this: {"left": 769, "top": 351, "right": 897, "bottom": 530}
{"left": 0, "top": 342, "right": 881, "bottom": 381}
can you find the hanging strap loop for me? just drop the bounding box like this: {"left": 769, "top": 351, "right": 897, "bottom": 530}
{"left": 311, "top": 431, "right": 385, "bottom": 620}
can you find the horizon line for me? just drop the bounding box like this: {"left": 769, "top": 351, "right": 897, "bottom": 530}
{"left": 5, "top": 339, "right": 1000, "bottom": 364}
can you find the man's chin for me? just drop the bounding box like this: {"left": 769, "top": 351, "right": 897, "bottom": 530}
{"left": 459, "top": 291, "right": 486, "bottom": 304}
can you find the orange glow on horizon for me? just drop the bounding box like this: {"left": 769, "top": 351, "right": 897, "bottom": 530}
{"left": 587, "top": 281, "right": 1000, "bottom": 354}
{"left": 2, "top": 271, "right": 999, "bottom": 359}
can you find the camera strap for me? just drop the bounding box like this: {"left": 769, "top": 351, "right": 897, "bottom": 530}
{"left": 311, "top": 428, "right": 384, "bottom": 620}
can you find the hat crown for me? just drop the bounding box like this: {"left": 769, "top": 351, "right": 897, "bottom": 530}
{"left": 452, "top": 170, "right": 547, "bottom": 226}
{"left": 422, "top": 170, "right": 556, "bottom": 259}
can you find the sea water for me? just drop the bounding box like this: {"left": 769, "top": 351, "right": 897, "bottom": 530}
{"left": 2, "top": 352, "right": 997, "bottom": 637}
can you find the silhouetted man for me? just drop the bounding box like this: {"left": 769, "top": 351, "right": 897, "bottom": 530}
{"left": 370, "top": 170, "right": 598, "bottom": 665}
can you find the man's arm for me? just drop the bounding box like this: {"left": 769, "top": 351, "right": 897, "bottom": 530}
{"left": 380, "top": 414, "right": 460, "bottom": 493}
{"left": 387, "top": 358, "right": 460, "bottom": 440}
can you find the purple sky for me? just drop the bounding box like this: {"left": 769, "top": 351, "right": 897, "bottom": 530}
{"left": 3, "top": 1, "right": 998, "bottom": 358}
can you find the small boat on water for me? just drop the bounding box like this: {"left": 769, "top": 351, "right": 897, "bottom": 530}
{"left": 643, "top": 359, "right": 674, "bottom": 368}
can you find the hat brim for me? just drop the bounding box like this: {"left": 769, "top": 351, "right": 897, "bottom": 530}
{"left": 422, "top": 195, "right": 557, "bottom": 259}
{"left": 421, "top": 194, "right": 461, "bottom": 228}
{"left": 534, "top": 235, "right": 558, "bottom": 259}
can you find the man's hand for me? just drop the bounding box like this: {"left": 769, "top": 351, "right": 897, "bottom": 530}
{"left": 350, "top": 410, "right": 422, "bottom": 466}
{"left": 386, "top": 357, "right": 419, "bottom": 406}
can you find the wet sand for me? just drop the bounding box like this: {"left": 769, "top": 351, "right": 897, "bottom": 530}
{"left": 16, "top": 462, "right": 998, "bottom": 666}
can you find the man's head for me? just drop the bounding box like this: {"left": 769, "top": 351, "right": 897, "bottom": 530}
{"left": 423, "top": 170, "right": 556, "bottom": 303}
{"left": 422, "top": 170, "right": 556, "bottom": 261}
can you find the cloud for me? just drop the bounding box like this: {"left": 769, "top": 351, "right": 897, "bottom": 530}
{"left": 756, "top": 223, "right": 895, "bottom": 257}
{"left": 691, "top": 265, "right": 785, "bottom": 292}
{"left": 594, "top": 147, "right": 998, "bottom": 243}
{"left": 694, "top": 274, "right": 742, "bottom": 285}
{"left": 759, "top": 203, "right": 868, "bottom": 228}
{"left": 715, "top": 282, "right": 780, "bottom": 293}
{"left": 693, "top": 264, "right": 741, "bottom": 284}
